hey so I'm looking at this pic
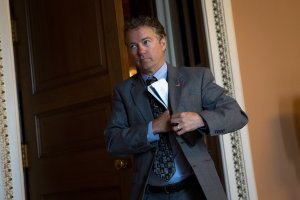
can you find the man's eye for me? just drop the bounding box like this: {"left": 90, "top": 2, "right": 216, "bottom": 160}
{"left": 143, "top": 40, "right": 151, "bottom": 45}
{"left": 129, "top": 44, "right": 137, "bottom": 49}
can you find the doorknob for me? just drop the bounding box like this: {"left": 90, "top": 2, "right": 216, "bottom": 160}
{"left": 114, "top": 159, "right": 128, "bottom": 170}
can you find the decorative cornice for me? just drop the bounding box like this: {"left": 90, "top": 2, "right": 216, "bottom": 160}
{"left": 212, "top": 0, "right": 249, "bottom": 199}
{"left": 0, "top": 36, "right": 14, "bottom": 200}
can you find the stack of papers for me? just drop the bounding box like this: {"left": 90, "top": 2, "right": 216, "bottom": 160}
{"left": 147, "top": 79, "right": 168, "bottom": 109}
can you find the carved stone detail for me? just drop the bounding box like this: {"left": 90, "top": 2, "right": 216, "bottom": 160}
{"left": 212, "top": 0, "right": 249, "bottom": 199}
{"left": 0, "top": 37, "right": 14, "bottom": 199}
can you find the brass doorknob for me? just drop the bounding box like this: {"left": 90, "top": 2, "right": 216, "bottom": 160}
{"left": 114, "top": 159, "right": 128, "bottom": 170}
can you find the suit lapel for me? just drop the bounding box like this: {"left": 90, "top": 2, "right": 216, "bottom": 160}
{"left": 167, "top": 66, "right": 197, "bottom": 146}
{"left": 131, "top": 75, "right": 153, "bottom": 122}
{"left": 167, "top": 65, "right": 184, "bottom": 114}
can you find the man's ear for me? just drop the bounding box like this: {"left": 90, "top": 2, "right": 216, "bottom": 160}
{"left": 160, "top": 37, "right": 167, "bottom": 51}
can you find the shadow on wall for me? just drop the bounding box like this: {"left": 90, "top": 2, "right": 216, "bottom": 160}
{"left": 279, "top": 97, "right": 300, "bottom": 182}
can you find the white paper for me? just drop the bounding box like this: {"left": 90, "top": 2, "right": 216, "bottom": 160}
{"left": 147, "top": 79, "right": 168, "bottom": 109}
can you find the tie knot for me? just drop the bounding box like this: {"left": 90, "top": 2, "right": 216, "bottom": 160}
{"left": 146, "top": 76, "right": 158, "bottom": 86}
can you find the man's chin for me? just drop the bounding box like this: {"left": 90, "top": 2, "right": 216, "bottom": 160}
{"left": 137, "top": 65, "right": 154, "bottom": 74}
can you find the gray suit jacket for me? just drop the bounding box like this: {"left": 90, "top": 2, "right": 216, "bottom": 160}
{"left": 104, "top": 65, "right": 248, "bottom": 200}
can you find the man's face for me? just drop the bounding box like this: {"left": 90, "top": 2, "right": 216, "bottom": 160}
{"left": 126, "top": 26, "right": 166, "bottom": 75}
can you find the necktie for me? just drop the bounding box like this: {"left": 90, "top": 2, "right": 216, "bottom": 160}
{"left": 146, "top": 77, "right": 176, "bottom": 181}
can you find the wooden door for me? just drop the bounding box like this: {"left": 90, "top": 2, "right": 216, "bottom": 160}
{"left": 11, "top": 0, "right": 131, "bottom": 199}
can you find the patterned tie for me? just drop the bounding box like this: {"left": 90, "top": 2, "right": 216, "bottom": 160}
{"left": 146, "top": 77, "right": 176, "bottom": 181}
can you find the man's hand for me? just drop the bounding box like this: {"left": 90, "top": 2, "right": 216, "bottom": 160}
{"left": 152, "top": 110, "right": 172, "bottom": 133}
{"left": 170, "top": 112, "right": 205, "bottom": 135}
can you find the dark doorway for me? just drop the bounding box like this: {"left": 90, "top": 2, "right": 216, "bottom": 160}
{"left": 122, "top": 0, "right": 157, "bottom": 20}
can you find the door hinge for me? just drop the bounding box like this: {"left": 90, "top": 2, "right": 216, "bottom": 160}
{"left": 21, "top": 143, "right": 29, "bottom": 168}
{"left": 11, "top": 19, "right": 18, "bottom": 43}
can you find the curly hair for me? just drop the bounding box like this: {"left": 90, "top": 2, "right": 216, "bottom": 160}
{"left": 124, "top": 16, "right": 166, "bottom": 40}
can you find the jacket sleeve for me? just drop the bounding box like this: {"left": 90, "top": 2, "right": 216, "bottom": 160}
{"left": 199, "top": 68, "right": 248, "bottom": 136}
{"left": 104, "top": 86, "right": 154, "bottom": 157}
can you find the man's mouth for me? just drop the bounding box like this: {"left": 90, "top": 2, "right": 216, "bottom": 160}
{"left": 137, "top": 57, "right": 148, "bottom": 62}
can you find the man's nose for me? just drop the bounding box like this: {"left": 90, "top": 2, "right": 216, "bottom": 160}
{"left": 137, "top": 44, "right": 146, "bottom": 55}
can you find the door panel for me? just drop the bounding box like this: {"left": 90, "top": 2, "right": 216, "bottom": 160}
{"left": 12, "top": 0, "right": 130, "bottom": 199}
{"left": 35, "top": 100, "right": 110, "bottom": 158}
{"left": 28, "top": 0, "right": 108, "bottom": 93}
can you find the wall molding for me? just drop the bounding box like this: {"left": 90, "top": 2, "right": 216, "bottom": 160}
{"left": 0, "top": 31, "right": 14, "bottom": 200}
{"left": 0, "top": 0, "right": 25, "bottom": 199}
{"left": 201, "top": 0, "right": 257, "bottom": 199}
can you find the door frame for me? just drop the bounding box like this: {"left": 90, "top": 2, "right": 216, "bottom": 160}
{"left": 0, "top": 0, "right": 257, "bottom": 199}
{"left": 0, "top": 0, "right": 25, "bottom": 199}
{"left": 200, "top": 1, "right": 257, "bottom": 199}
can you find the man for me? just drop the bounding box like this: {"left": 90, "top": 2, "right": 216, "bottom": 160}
{"left": 104, "top": 16, "right": 248, "bottom": 200}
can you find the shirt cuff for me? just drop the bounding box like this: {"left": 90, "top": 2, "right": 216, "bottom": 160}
{"left": 147, "top": 122, "right": 160, "bottom": 142}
